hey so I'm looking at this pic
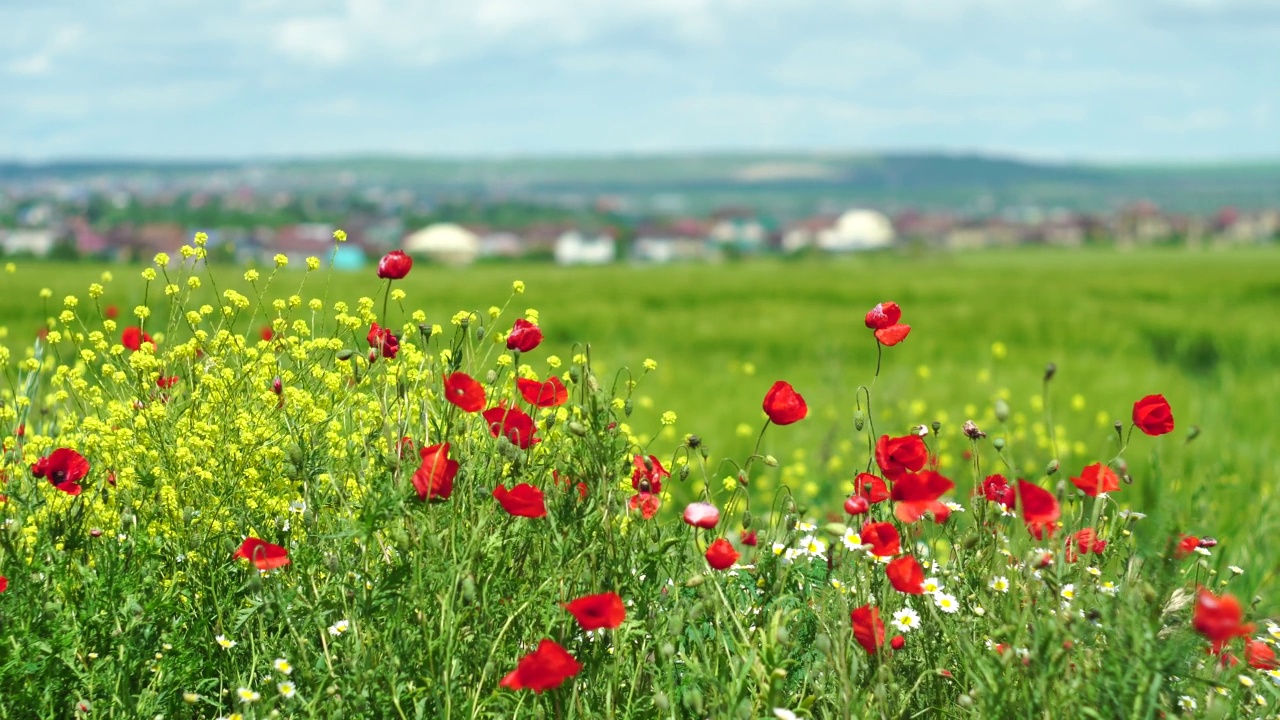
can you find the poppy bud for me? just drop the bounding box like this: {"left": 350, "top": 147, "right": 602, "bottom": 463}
{"left": 958, "top": 695, "right": 974, "bottom": 708}
{"left": 1186, "top": 425, "right": 1201, "bottom": 444}
{"left": 844, "top": 495, "right": 870, "bottom": 516}
{"left": 1044, "top": 363, "right": 1057, "bottom": 382}
{"left": 738, "top": 471, "right": 749, "bottom": 487}
{"left": 854, "top": 410, "right": 865, "bottom": 431}
{"left": 458, "top": 314, "right": 471, "bottom": 329}
{"left": 815, "top": 634, "right": 831, "bottom": 653}
{"left": 961, "top": 532, "right": 980, "bottom": 550}
{"left": 931, "top": 421, "right": 942, "bottom": 435}
{"left": 678, "top": 465, "right": 690, "bottom": 480}
{"left": 271, "top": 377, "right": 282, "bottom": 395}
{"left": 336, "top": 349, "right": 354, "bottom": 361}
{"left": 461, "top": 576, "right": 476, "bottom": 603}
{"left": 367, "top": 349, "right": 378, "bottom": 363}
{"left": 485, "top": 370, "right": 497, "bottom": 384}
{"left": 654, "top": 691, "right": 671, "bottom": 711}
{"left": 624, "top": 400, "right": 633, "bottom": 417}
{"left": 1046, "top": 459, "right": 1060, "bottom": 476}
{"left": 891, "top": 635, "right": 906, "bottom": 650}
{"left": 823, "top": 522, "right": 848, "bottom": 537}
{"left": 90, "top": 528, "right": 103, "bottom": 537}
{"left": 682, "top": 688, "right": 704, "bottom": 714}
{"left": 963, "top": 420, "right": 986, "bottom": 439}
{"left": 684, "top": 575, "right": 705, "bottom": 588}
{"left": 741, "top": 511, "right": 752, "bottom": 529}
{"left": 474, "top": 326, "right": 485, "bottom": 341}
{"left": 993, "top": 437, "right": 1006, "bottom": 451}
{"left": 994, "top": 399, "right": 1010, "bottom": 422}
{"left": 685, "top": 434, "right": 701, "bottom": 449}
{"left": 568, "top": 367, "right": 580, "bottom": 383}
{"left": 764, "top": 454, "right": 778, "bottom": 467}
{"left": 771, "top": 666, "right": 788, "bottom": 678}
{"left": 568, "top": 422, "right": 587, "bottom": 437}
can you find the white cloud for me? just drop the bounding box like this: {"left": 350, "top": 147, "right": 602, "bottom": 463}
{"left": 5, "top": 25, "right": 84, "bottom": 76}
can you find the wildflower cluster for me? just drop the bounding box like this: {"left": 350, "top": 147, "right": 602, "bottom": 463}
{"left": 0, "top": 246, "right": 1272, "bottom": 717}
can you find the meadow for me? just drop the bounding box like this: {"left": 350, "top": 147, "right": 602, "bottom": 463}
{"left": 0, "top": 244, "right": 1278, "bottom": 717}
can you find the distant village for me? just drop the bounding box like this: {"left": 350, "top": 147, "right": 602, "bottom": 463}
{"left": 1, "top": 181, "right": 1277, "bottom": 268}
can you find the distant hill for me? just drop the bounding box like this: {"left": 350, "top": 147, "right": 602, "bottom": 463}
{"left": 3, "top": 153, "right": 1278, "bottom": 216}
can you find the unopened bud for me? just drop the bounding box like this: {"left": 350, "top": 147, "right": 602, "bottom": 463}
{"left": 623, "top": 399, "right": 633, "bottom": 417}
{"left": 271, "top": 376, "right": 282, "bottom": 395}
{"left": 822, "top": 522, "right": 848, "bottom": 538}
{"left": 679, "top": 465, "right": 690, "bottom": 480}
{"left": 963, "top": 420, "right": 986, "bottom": 439}
{"left": 1046, "top": 459, "right": 1060, "bottom": 476}
{"left": 654, "top": 691, "right": 670, "bottom": 711}
{"left": 458, "top": 315, "right": 470, "bottom": 329}
{"left": 568, "top": 366, "right": 580, "bottom": 383}
{"left": 931, "top": 421, "right": 941, "bottom": 435}
{"left": 739, "top": 471, "right": 749, "bottom": 487}
{"left": 1186, "top": 425, "right": 1201, "bottom": 444}
{"left": 686, "top": 434, "right": 701, "bottom": 449}
{"left": 994, "top": 398, "right": 1010, "bottom": 422}
{"left": 568, "top": 422, "right": 587, "bottom": 437}
{"left": 1044, "top": 362, "right": 1057, "bottom": 382}
{"left": 764, "top": 454, "right": 778, "bottom": 467}
{"left": 992, "top": 437, "right": 1006, "bottom": 451}
{"left": 854, "top": 410, "right": 865, "bottom": 431}
{"left": 336, "top": 349, "right": 354, "bottom": 361}
{"left": 771, "top": 667, "right": 788, "bottom": 679}
{"left": 684, "top": 575, "right": 705, "bottom": 588}
{"left": 461, "top": 576, "right": 476, "bottom": 603}
{"left": 474, "top": 325, "right": 485, "bottom": 341}
{"left": 741, "top": 511, "right": 752, "bottom": 529}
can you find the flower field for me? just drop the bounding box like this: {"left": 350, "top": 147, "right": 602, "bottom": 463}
{"left": 0, "top": 242, "right": 1278, "bottom": 718}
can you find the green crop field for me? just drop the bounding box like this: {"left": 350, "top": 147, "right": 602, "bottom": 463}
{"left": 3, "top": 247, "right": 1278, "bottom": 579}
{"left": 3, "top": 245, "right": 1280, "bottom": 717}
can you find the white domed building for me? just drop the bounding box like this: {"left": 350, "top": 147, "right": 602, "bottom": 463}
{"left": 818, "top": 209, "right": 896, "bottom": 252}
{"left": 402, "top": 223, "right": 481, "bottom": 266}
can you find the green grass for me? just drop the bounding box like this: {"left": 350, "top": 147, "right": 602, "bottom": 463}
{"left": 1, "top": 246, "right": 1278, "bottom": 717}
{"left": 4, "top": 247, "right": 1278, "bottom": 572}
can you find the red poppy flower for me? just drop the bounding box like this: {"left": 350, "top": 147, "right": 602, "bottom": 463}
{"left": 875, "top": 324, "right": 911, "bottom": 346}
{"left": 156, "top": 375, "right": 179, "bottom": 389}
{"left": 682, "top": 501, "right": 720, "bottom": 529}
{"left": 1193, "top": 588, "right": 1253, "bottom": 653}
{"left": 850, "top": 604, "right": 885, "bottom": 654}
{"left": 507, "top": 318, "right": 543, "bottom": 352}
{"left": 444, "top": 372, "right": 486, "bottom": 413}
{"left": 629, "top": 491, "right": 660, "bottom": 519}
{"left": 864, "top": 301, "right": 901, "bottom": 329}
{"left": 104, "top": 305, "right": 119, "bottom": 319}
{"left": 563, "top": 592, "right": 626, "bottom": 631}
{"left": 260, "top": 326, "right": 275, "bottom": 341}
{"left": 1247, "top": 639, "right": 1278, "bottom": 670}
{"left": 762, "top": 381, "right": 807, "bottom": 425}
{"left": 516, "top": 376, "right": 568, "bottom": 408}
{"left": 843, "top": 494, "right": 870, "bottom": 516}
{"left": 631, "top": 454, "right": 668, "bottom": 495}
{"left": 493, "top": 483, "right": 547, "bottom": 518}
{"left": 1072, "top": 528, "right": 1107, "bottom": 556}
{"left": 892, "top": 635, "right": 907, "bottom": 650}
{"left": 366, "top": 322, "right": 399, "bottom": 359}
{"left": 31, "top": 447, "right": 90, "bottom": 496}
{"left": 413, "top": 443, "right": 458, "bottom": 502}
{"left": 1017, "top": 479, "right": 1060, "bottom": 539}
{"left": 1174, "top": 534, "right": 1201, "bottom": 559}
{"left": 377, "top": 250, "right": 413, "bottom": 280}
{"left": 1132, "top": 394, "right": 1174, "bottom": 436}
{"left": 233, "top": 537, "right": 290, "bottom": 571}
{"left": 482, "top": 405, "right": 540, "bottom": 449}
{"left": 0, "top": 576, "right": 6, "bottom": 593}
{"left": 121, "top": 326, "right": 153, "bottom": 351}
{"left": 860, "top": 521, "right": 901, "bottom": 556}
{"left": 855, "top": 473, "right": 889, "bottom": 503}
{"left": 1070, "top": 463, "right": 1120, "bottom": 497}
{"left": 875, "top": 434, "right": 928, "bottom": 482}
{"left": 886, "top": 555, "right": 925, "bottom": 594}
{"left": 891, "top": 470, "right": 954, "bottom": 524}
{"left": 705, "top": 538, "right": 739, "bottom": 570}
{"left": 740, "top": 530, "right": 758, "bottom": 546}
{"left": 499, "top": 639, "right": 582, "bottom": 693}
{"left": 980, "top": 474, "right": 1014, "bottom": 508}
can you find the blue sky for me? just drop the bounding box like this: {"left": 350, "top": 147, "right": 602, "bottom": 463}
{"left": 3, "top": 0, "right": 1277, "bottom": 161}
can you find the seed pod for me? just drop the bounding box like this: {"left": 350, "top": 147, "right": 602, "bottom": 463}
{"left": 931, "top": 421, "right": 942, "bottom": 435}
{"left": 418, "top": 323, "right": 432, "bottom": 340}
{"left": 993, "top": 437, "right": 1006, "bottom": 451}
{"left": 854, "top": 410, "right": 865, "bottom": 431}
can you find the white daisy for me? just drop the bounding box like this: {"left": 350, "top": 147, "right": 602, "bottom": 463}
{"left": 1239, "top": 674, "right": 1255, "bottom": 688}
{"left": 1229, "top": 565, "right": 1244, "bottom": 575}
{"left": 922, "top": 577, "right": 943, "bottom": 595}
{"left": 772, "top": 542, "right": 787, "bottom": 556}
{"left": 795, "top": 521, "right": 816, "bottom": 532}
{"left": 236, "top": 687, "right": 260, "bottom": 704}
{"left": 841, "top": 529, "right": 863, "bottom": 552}
{"left": 934, "top": 593, "right": 959, "bottom": 613}
{"left": 989, "top": 576, "right": 1010, "bottom": 593}
{"left": 1086, "top": 566, "right": 1102, "bottom": 577}
{"left": 215, "top": 635, "right": 236, "bottom": 650}
{"left": 328, "top": 619, "right": 350, "bottom": 636}
{"left": 1060, "top": 584, "right": 1075, "bottom": 602}
{"left": 773, "top": 709, "right": 798, "bottom": 720}
{"left": 800, "top": 535, "right": 828, "bottom": 558}
{"left": 277, "top": 681, "right": 296, "bottom": 699}
{"left": 273, "top": 657, "right": 293, "bottom": 675}
{"left": 1099, "top": 582, "right": 1120, "bottom": 596}
{"left": 891, "top": 607, "right": 921, "bottom": 632}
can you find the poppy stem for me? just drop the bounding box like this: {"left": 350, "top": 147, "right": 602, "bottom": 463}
{"left": 381, "top": 278, "right": 392, "bottom": 327}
